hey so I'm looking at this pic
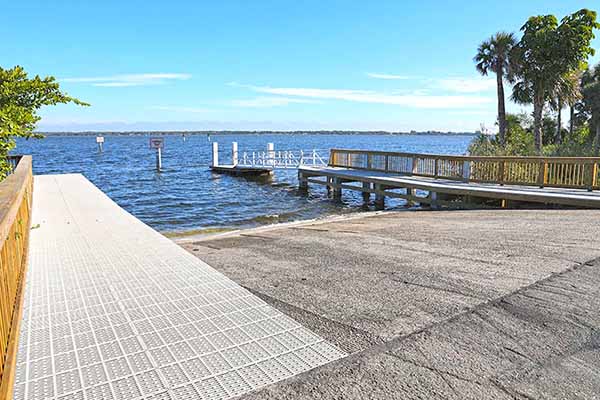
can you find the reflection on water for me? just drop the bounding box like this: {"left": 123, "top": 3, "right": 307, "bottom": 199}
{"left": 16, "top": 133, "right": 474, "bottom": 234}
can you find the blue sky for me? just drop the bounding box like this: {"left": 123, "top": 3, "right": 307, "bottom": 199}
{"left": 3, "top": 1, "right": 600, "bottom": 132}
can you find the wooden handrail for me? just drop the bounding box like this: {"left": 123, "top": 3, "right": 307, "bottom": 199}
{"left": 329, "top": 149, "right": 600, "bottom": 190}
{"left": 0, "top": 156, "right": 32, "bottom": 400}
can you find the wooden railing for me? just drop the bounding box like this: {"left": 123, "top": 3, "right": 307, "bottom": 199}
{"left": 329, "top": 149, "right": 600, "bottom": 190}
{"left": 0, "top": 156, "right": 32, "bottom": 399}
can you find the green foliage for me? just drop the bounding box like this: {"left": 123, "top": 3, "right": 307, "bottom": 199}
{"left": 509, "top": 9, "right": 599, "bottom": 153}
{"left": 469, "top": 113, "right": 599, "bottom": 157}
{"left": 469, "top": 113, "right": 536, "bottom": 156}
{"left": 0, "top": 66, "right": 87, "bottom": 179}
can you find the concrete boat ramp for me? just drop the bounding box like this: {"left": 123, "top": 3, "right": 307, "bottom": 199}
{"left": 13, "top": 174, "right": 345, "bottom": 400}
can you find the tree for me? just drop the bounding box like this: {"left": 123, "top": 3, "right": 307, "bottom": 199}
{"left": 0, "top": 66, "right": 87, "bottom": 178}
{"left": 550, "top": 69, "right": 582, "bottom": 144}
{"left": 511, "top": 9, "right": 598, "bottom": 154}
{"left": 474, "top": 32, "right": 516, "bottom": 145}
{"left": 580, "top": 64, "right": 600, "bottom": 153}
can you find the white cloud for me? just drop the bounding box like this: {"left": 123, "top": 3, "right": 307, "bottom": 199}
{"left": 435, "top": 78, "right": 496, "bottom": 93}
{"left": 62, "top": 73, "right": 191, "bottom": 87}
{"left": 366, "top": 72, "right": 415, "bottom": 80}
{"left": 231, "top": 97, "right": 317, "bottom": 108}
{"left": 242, "top": 84, "right": 491, "bottom": 109}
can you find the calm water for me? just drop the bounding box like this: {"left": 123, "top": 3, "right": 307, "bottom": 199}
{"left": 16, "top": 134, "right": 474, "bottom": 234}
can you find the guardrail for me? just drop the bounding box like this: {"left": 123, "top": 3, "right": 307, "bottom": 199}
{"left": 329, "top": 149, "right": 600, "bottom": 190}
{"left": 0, "top": 155, "right": 32, "bottom": 399}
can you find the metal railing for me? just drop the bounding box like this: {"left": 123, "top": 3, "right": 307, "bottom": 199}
{"left": 239, "top": 149, "right": 329, "bottom": 169}
{"left": 0, "top": 155, "right": 32, "bottom": 399}
{"left": 329, "top": 149, "right": 600, "bottom": 190}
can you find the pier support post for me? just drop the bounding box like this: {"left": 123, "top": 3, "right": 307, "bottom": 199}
{"left": 332, "top": 177, "right": 342, "bottom": 201}
{"left": 430, "top": 191, "right": 440, "bottom": 210}
{"left": 375, "top": 184, "right": 385, "bottom": 210}
{"left": 405, "top": 187, "right": 414, "bottom": 207}
{"left": 362, "top": 182, "right": 371, "bottom": 204}
{"left": 232, "top": 142, "right": 238, "bottom": 166}
{"left": 212, "top": 142, "right": 219, "bottom": 167}
{"left": 298, "top": 171, "right": 308, "bottom": 192}
{"left": 326, "top": 177, "right": 332, "bottom": 197}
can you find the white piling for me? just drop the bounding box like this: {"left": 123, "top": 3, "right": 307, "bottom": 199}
{"left": 232, "top": 142, "right": 238, "bottom": 166}
{"left": 212, "top": 142, "right": 219, "bottom": 167}
{"left": 267, "top": 143, "right": 274, "bottom": 166}
{"left": 156, "top": 147, "right": 162, "bottom": 171}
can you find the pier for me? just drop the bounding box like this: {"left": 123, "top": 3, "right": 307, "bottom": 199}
{"left": 299, "top": 149, "right": 600, "bottom": 209}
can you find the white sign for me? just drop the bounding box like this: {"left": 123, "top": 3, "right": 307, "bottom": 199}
{"left": 149, "top": 137, "right": 164, "bottom": 149}
{"left": 96, "top": 136, "right": 104, "bottom": 143}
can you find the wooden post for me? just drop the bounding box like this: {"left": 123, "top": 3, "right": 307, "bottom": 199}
{"left": 498, "top": 160, "right": 505, "bottom": 185}
{"left": 430, "top": 191, "right": 439, "bottom": 210}
{"left": 362, "top": 182, "right": 371, "bottom": 203}
{"left": 405, "top": 187, "right": 414, "bottom": 207}
{"left": 537, "top": 159, "right": 547, "bottom": 188}
{"left": 332, "top": 177, "right": 342, "bottom": 201}
{"left": 212, "top": 142, "right": 219, "bottom": 167}
{"left": 411, "top": 157, "right": 418, "bottom": 175}
{"left": 298, "top": 171, "right": 308, "bottom": 192}
{"left": 586, "top": 162, "right": 597, "bottom": 191}
{"left": 462, "top": 161, "right": 471, "bottom": 182}
{"left": 434, "top": 159, "right": 439, "bottom": 179}
{"left": 375, "top": 184, "right": 385, "bottom": 210}
{"left": 231, "top": 142, "right": 238, "bottom": 166}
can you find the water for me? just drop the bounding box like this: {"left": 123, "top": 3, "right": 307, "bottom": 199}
{"left": 16, "top": 134, "right": 474, "bottom": 235}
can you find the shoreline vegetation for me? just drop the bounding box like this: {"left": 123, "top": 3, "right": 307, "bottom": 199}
{"left": 37, "top": 130, "right": 478, "bottom": 136}
{"left": 471, "top": 8, "right": 600, "bottom": 157}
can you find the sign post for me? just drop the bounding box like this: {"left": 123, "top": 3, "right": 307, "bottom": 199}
{"left": 149, "top": 137, "right": 164, "bottom": 171}
{"left": 96, "top": 136, "right": 104, "bottom": 152}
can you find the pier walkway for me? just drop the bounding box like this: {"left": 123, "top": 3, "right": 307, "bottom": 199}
{"left": 12, "top": 174, "right": 345, "bottom": 400}
{"left": 298, "top": 149, "right": 600, "bottom": 208}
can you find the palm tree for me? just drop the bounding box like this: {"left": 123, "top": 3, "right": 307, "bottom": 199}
{"left": 474, "top": 32, "right": 517, "bottom": 145}
{"left": 551, "top": 70, "right": 583, "bottom": 144}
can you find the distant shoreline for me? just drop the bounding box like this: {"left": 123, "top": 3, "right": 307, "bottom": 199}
{"left": 36, "top": 130, "right": 479, "bottom": 137}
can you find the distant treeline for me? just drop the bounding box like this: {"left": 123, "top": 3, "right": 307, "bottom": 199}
{"left": 37, "top": 130, "right": 478, "bottom": 137}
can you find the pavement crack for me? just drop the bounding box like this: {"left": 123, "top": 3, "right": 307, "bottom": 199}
{"left": 385, "top": 351, "right": 478, "bottom": 390}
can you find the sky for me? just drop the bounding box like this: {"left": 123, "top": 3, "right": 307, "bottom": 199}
{"left": 3, "top": 1, "right": 600, "bottom": 132}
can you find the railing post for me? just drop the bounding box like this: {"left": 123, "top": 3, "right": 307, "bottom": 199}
{"left": 498, "top": 160, "right": 505, "bottom": 185}
{"left": 411, "top": 157, "right": 418, "bottom": 175}
{"left": 313, "top": 150, "right": 316, "bottom": 166}
{"left": 462, "top": 160, "right": 471, "bottom": 182}
{"left": 537, "top": 159, "right": 547, "bottom": 188}
{"left": 586, "top": 162, "right": 597, "bottom": 191}
{"left": 385, "top": 155, "right": 389, "bottom": 172}
{"left": 434, "top": 159, "right": 439, "bottom": 179}
{"left": 367, "top": 153, "right": 372, "bottom": 170}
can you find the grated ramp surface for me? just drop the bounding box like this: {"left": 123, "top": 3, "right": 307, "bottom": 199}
{"left": 13, "top": 174, "right": 346, "bottom": 400}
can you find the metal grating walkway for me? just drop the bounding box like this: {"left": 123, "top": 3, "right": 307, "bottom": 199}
{"left": 13, "top": 174, "right": 346, "bottom": 400}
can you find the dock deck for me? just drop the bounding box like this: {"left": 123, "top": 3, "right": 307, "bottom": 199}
{"left": 13, "top": 174, "right": 345, "bottom": 400}
{"left": 299, "top": 166, "right": 600, "bottom": 208}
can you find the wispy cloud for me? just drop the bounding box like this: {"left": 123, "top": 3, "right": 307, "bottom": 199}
{"left": 366, "top": 72, "right": 416, "bottom": 80}
{"left": 62, "top": 73, "right": 191, "bottom": 87}
{"left": 434, "top": 78, "right": 496, "bottom": 93}
{"left": 231, "top": 97, "right": 318, "bottom": 108}
{"left": 237, "top": 84, "right": 491, "bottom": 109}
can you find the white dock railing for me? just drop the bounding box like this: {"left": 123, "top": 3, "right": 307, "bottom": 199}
{"left": 213, "top": 142, "right": 329, "bottom": 169}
